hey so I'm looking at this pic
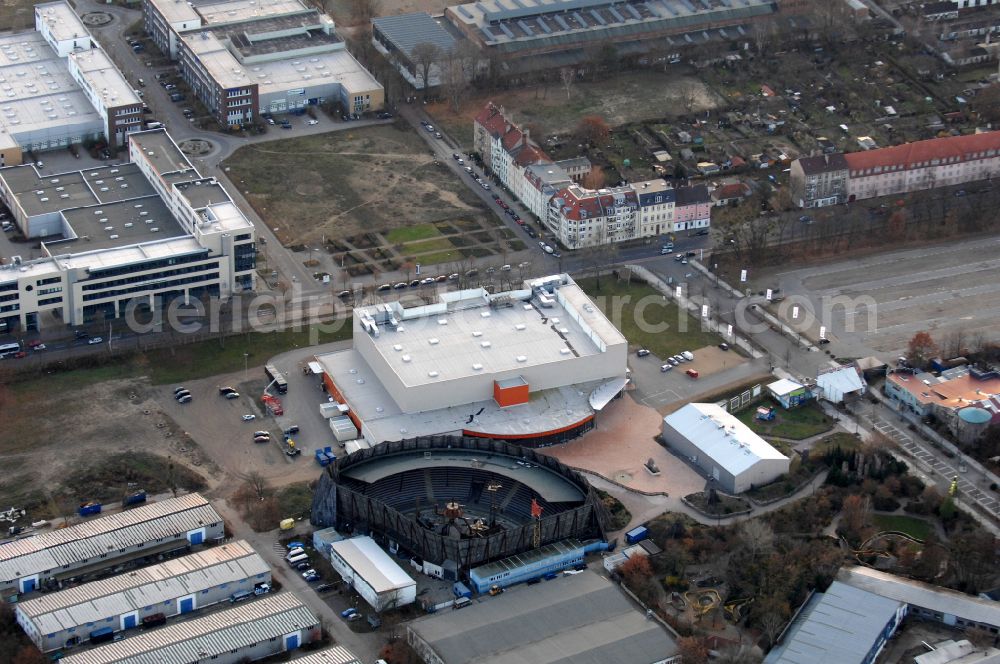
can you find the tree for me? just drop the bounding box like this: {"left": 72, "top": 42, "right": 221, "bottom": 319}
{"left": 839, "top": 494, "right": 871, "bottom": 544}
{"left": 12, "top": 647, "right": 47, "bottom": 664}
{"left": 738, "top": 520, "right": 775, "bottom": 559}
{"left": 410, "top": 42, "right": 441, "bottom": 95}
{"left": 559, "top": 67, "right": 575, "bottom": 99}
{"left": 677, "top": 636, "right": 710, "bottom": 664}
{"left": 950, "top": 531, "right": 998, "bottom": 593}
{"left": 755, "top": 594, "right": 789, "bottom": 648}
{"left": 618, "top": 554, "right": 653, "bottom": 587}
{"left": 580, "top": 164, "right": 606, "bottom": 189}
{"left": 973, "top": 84, "right": 1000, "bottom": 124}
{"left": 345, "top": 0, "right": 381, "bottom": 24}
{"left": 575, "top": 115, "right": 610, "bottom": 146}
{"left": 906, "top": 331, "right": 938, "bottom": 368}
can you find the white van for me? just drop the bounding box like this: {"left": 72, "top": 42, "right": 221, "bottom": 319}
{"left": 287, "top": 553, "right": 308, "bottom": 566}
{"left": 681, "top": 351, "right": 694, "bottom": 361}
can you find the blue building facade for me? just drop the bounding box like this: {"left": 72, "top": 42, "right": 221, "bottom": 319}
{"left": 468, "top": 539, "right": 607, "bottom": 594}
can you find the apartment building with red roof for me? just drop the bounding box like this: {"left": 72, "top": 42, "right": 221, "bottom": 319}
{"left": 547, "top": 184, "right": 640, "bottom": 249}
{"left": 790, "top": 131, "right": 1000, "bottom": 208}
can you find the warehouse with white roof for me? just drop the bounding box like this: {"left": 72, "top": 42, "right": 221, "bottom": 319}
{"left": 329, "top": 536, "right": 417, "bottom": 613}
{"left": 60, "top": 592, "right": 319, "bottom": 664}
{"left": 15, "top": 540, "right": 269, "bottom": 652}
{"left": 0, "top": 493, "right": 223, "bottom": 596}
{"left": 661, "top": 403, "right": 790, "bottom": 493}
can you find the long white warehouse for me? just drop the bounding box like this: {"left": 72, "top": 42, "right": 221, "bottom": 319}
{"left": 329, "top": 536, "right": 416, "bottom": 613}
{"left": 661, "top": 403, "right": 790, "bottom": 493}
{"left": 16, "top": 540, "right": 269, "bottom": 652}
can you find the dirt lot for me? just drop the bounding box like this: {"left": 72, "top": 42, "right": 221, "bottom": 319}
{"left": 0, "top": 376, "right": 215, "bottom": 520}
{"left": 427, "top": 70, "right": 725, "bottom": 148}
{"left": 223, "top": 123, "right": 519, "bottom": 276}
{"left": 0, "top": 0, "right": 41, "bottom": 32}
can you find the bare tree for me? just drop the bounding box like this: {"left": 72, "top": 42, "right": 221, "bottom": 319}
{"left": 345, "top": 0, "right": 381, "bottom": 24}
{"left": 738, "top": 520, "right": 775, "bottom": 559}
{"left": 410, "top": 42, "right": 442, "bottom": 96}
{"left": 751, "top": 21, "right": 772, "bottom": 57}
{"left": 559, "top": 67, "right": 575, "bottom": 100}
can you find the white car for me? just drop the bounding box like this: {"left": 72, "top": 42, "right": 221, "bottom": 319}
{"left": 87, "top": 337, "right": 103, "bottom": 345}
{"left": 241, "top": 414, "right": 256, "bottom": 422}
{"left": 307, "top": 119, "right": 319, "bottom": 125}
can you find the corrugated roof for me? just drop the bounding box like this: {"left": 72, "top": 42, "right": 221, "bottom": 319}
{"left": 662, "top": 403, "right": 787, "bottom": 476}
{"left": 18, "top": 540, "right": 268, "bottom": 635}
{"left": 331, "top": 537, "right": 415, "bottom": 594}
{"left": 60, "top": 593, "right": 317, "bottom": 664}
{"left": 0, "top": 494, "right": 221, "bottom": 584}
{"left": 837, "top": 567, "right": 1000, "bottom": 628}
{"left": 764, "top": 581, "right": 904, "bottom": 664}
{"left": 372, "top": 12, "right": 456, "bottom": 59}
{"left": 291, "top": 646, "right": 363, "bottom": 664}
{"left": 409, "top": 570, "right": 675, "bottom": 664}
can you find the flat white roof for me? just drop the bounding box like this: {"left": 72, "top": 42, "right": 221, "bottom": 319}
{"left": 35, "top": 2, "right": 89, "bottom": 44}
{"left": 0, "top": 33, "right": 103, "bottom": 142}
{"left": 331, "top": 536, "right": 415, "bottom": 595}
{"left": 353, "top": 275, "right": 625, "bottom": 389}
{"left": 768, "top": 378, "right": 804, "bottom": 397}
{"left": 70, "top": 48, "right": 141, "bottom": 109}
{"left": 663, "top": 403, "right": 787, "bottom": 476}
{"left": 197, "top": 0, "right": 310, "bottom": 25}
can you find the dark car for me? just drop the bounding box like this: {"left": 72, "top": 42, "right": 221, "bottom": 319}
{"left": 818, "top": 338, "right": 831, "bottom": 345}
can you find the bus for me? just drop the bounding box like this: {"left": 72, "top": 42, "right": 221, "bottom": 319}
{"left": 0, "top": 342, "right": 20, "bottom": 358}
{"left": 264, "top": 363, "right": 288, "bottom": 394}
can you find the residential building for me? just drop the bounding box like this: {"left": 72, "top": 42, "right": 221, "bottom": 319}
{"left": 60, "top": 593, "right": 320, "bottom": 664}
{"left": 635, "top": 178, "right": 675, "bottom": 238}
{"left": 313, "top": 274, "right": 629, "bottom": 446}
{"left": 16, "top": 540, "right": 269, "bottom": 652}
{"left": 711, "top": 180, "right": 752, "bottom": 207}
{"left": 445, "top": 0, "right": 777, "bottom": 60}
{"left": 546, "top": 183, "right": 639, "bottom": 249}
{"left": 0, "top": 129, "right": 256, "bottom": 332}
{"left": 0, "top": 2, "right": 142, "bottom": 167}
{"left": 673, "top": 184, "right": 712, "bottom": 231}
{"left": 522, "top": 163, "right": 573, "bottom": 221}
{"left": 790, "top": 132, "right": 1000, "bottom": 208}
{"left": 661, "top": 403, "right": 790, "bottom": 493}
{"left": 371, "top": 13, "right": 457, "bottom": 89}
{"left": 143, "top": 0, "right": 382, "bottom": 125}
{"left": 407, "top": 569, "right": 677, "bottom": 664}
{"left": 0, "top": 493, "right": 223, "bottom": 596}
{"left": 764, "top": 580, "right": 908, "bottom": 664}
{"left": 328, "top": 537, "right": 417, "bottom": 612}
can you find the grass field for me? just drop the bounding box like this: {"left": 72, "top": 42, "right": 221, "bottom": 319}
{"left": 737, "top": 399, "right": 835, "bottom": 440}
{"left": 576, "top": 276, "right": 720, "bottom": 358}
{"left": 403, "top": 237, "right": 456, "bottom": 255}
{"left": 812, "top": 432, "right": 862, "bottom": 457}
{"left": 872, "top": 514, "right": 933, "bottom": 541}
{"left": 386, "top": 224, "right": 441, "bottom": 244}
{"left": 222, "top": 123, "right": 488, "bottom": 245}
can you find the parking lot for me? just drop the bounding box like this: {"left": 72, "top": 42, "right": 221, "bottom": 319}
{"left": 766, "top": 235, "right": 1000, "bottom": 358}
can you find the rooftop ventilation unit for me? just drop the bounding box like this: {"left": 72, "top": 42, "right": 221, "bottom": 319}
{"left": 481, "top": 311, "right": 491, "bottom": 318}
{"left": 402, "top": 355, "right": 411, "bottom": 362}
{"left": 428, "top": 338, "right": 439, "bottom": 345}
{"left": 516, "top": 355, "right": 527, "bottom": 363}
{"left": 428, "top": 371, "right": 439, "bottom": 378}
{"left": 514, "top": 324, "right": 526, "bottom": 331}
{"left": 472, "top": 331, "right": 482, "bottom": 337}
{"left": 393, "top": 344, "right": 402, "bottom": 351}
{"left": 472, "top": 363, "right": 483, "bottom": 371}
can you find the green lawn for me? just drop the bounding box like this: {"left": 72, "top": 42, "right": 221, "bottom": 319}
{"left": 576, "top": 276, "right": 720, "bottom": 358}
{"left": 737, "top": 399, "right": 834, "bottom": 440}
{"left": 403, "top": 237, "right": 457, "bottom": 255}
{"left": 872, "top": 514, "right": 933, "bottom": 541}
{"left": 812, "top": 432, "right": 861, "bottom": 457}
{"left": 385, "top": 224, "right": 441, "bottom": 244}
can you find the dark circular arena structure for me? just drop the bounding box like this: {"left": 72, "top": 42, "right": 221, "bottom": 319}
{"left": 311, "top": 436, "right": 608, "bottom": 569}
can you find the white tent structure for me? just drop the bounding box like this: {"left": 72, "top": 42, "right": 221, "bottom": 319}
{"left": 817, "top": 365, "right": 867, "bottom": 403}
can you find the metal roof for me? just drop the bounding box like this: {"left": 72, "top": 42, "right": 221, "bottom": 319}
{"left": 409, "top": 570, "right": 675, "bottom": 664}
{"left": 289, "top": 646, "right": 362, "bottom": 664}
{"left": 662, "top": 403, "right": 787, "bottom": 476}
{"left": 18, "top": 540, "right": 268, "bottom": 635}
{"left": 764, "top": 580, "right": 904, "bottom": 664}
{"left": 768, "top": 378, "right": 805, "bottom": 397}
{"left": 837, "top": 567, "right": 1000, "bottom": 628}
{"left": 0, "top": 494, "right": 219, "bottom": 584}
{"left": 330, "top": 537, "right": 415, "bottom": 595}
{"left": 60, "top": 593, "right": 317, "bottom": 664}
{"left": 372, "top": 12, "right": 456, "bottom": 59}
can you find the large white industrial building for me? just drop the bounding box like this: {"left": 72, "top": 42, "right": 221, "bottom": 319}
{"left": 661, "top": 403, "right": 790, "bottom": 493}
{"left": 60, "top": 592, "right": 320, "bottom": 664}
{"left": 0, "top": 493, "right": 224, "bottom": 596}
{"left": 329, "top": 536, "right": 417, "bottom": 613}
{"left": 0, "top": 2, "right": 142, "bottom": 168}
{"left": 315, "top": 274, "right": 630, "bottom": 447}
{"left": 0, "top": 128, "right": 256, "bottom": 332}
{"left": 16, "top": 540, "right": 269, "bottom": 652}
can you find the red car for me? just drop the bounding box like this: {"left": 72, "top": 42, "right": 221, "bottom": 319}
{"left": 685, "top": 369, "right": 699, "bottom": 379}
{"left": 27, "top": 340, "right": 43, "bottom": 348}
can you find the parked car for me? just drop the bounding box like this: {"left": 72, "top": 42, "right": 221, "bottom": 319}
{"left": 685, "top": 369, "right": 699, "bottom": 379}
{"left": 424, "top": 125, "right": 434, "bottom": 132}
{"left": 376, "top": 284, "right": 391, "bottom": 292}
{"left": 174, "top": 387, "right": 188, "bottom": 395}
{"left": 241, "top": 414, "right": 256, "bottom": 421}
{"left": 636, "top": 349, "right": 650, "bottom": 357}
{"left": 668, "top": 357, "right": 679, "bottom": 366}
{"left": 177, "top": 395, "right": 192, "bottom": 404}
{"left": 307, "top": 119, "right": 319, "bottom": 126}
{"left": 284, "top": 425, "right": 300, "bottom": 435}
{"left": 718, "top": 342, "right": 730, "bottom": 351}
{"left": 818, "top": 338, "right": 831, "bottom": 345}
{"left": 224, "top": 392, "right": 240, "bottom": 399}
{"left": 341, "top": 608, "right": 358, "bottom": 619}
{"left": 660, "top": 364, "right": 673, "bottom": 372}
{"left": 87, "top": 336, "right": 103, "bottom": 344}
